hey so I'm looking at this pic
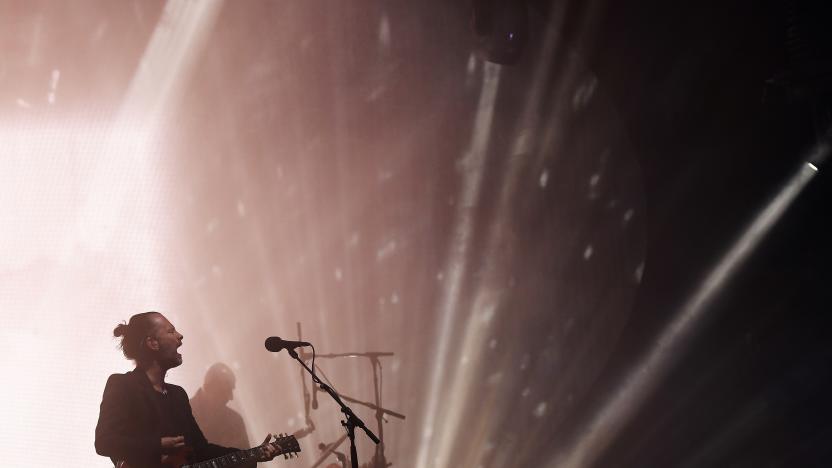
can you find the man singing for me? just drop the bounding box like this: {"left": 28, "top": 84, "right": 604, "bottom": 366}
{"left": 95, "top": 311, "right": 279, "bottom": 467}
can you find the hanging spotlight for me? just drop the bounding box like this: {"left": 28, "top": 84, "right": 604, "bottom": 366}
{"left": 472, "top": 0, "right": 529, "bottom": 65}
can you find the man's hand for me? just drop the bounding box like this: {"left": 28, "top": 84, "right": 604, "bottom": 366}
{"left": 161, "top": 435, "right": 185, "bottom": 453}
{"left": 256, "top": 434, "right": 280, "bottom": 462}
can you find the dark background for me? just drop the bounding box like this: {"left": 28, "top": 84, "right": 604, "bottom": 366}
{"left": 564, "top": 0, "right": 832, "bottom": 466}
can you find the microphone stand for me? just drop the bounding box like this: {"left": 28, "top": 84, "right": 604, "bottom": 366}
{"left": 306, "top": 351, "right": 402, "bottom": 468}
{"left": 285, "top": 347, "right": 380, "bottom": 468}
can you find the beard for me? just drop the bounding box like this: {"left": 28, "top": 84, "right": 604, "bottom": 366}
{"left": 158, "top": 348, "right": 183, "bottom": 370}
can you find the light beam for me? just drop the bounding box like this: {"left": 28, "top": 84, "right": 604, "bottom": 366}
{"left": 552, "top": 144, "right": 827, "bottom": 468}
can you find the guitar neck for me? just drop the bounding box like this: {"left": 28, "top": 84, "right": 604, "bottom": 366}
{"left": 183, "top": 446, "right": 262, "bottom": 468}
{"left": 182, "top": 436, "right": 299, "bottom": 468}
{"left": 115, "top": 435, "right": 299, "bottom": 468}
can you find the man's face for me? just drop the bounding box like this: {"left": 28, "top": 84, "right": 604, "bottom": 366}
{"left": 148, "top": 314, "right": 184, "bottom": 370}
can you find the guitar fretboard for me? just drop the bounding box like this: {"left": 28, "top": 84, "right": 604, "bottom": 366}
{"left": 180, "top": 434, "right": 299, "bottom": 468}
{"left": 183, "top": 446, "right": 261, "bottom": 468}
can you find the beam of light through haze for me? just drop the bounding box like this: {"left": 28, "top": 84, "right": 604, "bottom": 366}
{"left": 552, "top": 152, "right": 827, "bottom": 468}
{"left": 414, "top": 61, "right": 501, "bottom": 468}
{"left": 0, "top": 2, "right": 221, "bottom": 466}
{"left": 429, "top": 15, "right": 565, "bottom": 467}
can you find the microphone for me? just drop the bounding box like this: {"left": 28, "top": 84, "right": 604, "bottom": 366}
{"left": 265, "top": 336, "right": 311, "bottom": 352}
{"left": 311, "top": 382, "right": 319, "bottom": 409}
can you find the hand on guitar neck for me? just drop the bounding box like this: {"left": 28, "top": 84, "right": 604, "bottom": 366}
{"left": 116, "top": 433, "right": 301, "bottom": 468}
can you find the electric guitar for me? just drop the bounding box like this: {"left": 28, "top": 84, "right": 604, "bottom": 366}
{"left": 115, "top": 433, "right": 301, "bottom": 468}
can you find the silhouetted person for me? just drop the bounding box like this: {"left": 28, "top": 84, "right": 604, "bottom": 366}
{"left": 190, "top": 362, "right": 250, "bottom": 450}
{"left": 95, "top": 311, "right": 279, "bottom": 468}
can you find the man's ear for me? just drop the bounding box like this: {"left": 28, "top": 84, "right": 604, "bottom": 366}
{"left": 145, "top": 336, "right": 160, "bottom": 351}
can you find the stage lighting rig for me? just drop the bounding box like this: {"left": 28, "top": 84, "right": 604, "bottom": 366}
{"left": 472, "top": 0, "right": 529, "bottom": 65}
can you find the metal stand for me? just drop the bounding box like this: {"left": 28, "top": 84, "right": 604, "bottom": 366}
{"left": 296, "top": 323, "right": 315, "bottom": 437}
{"left": 305, "top": 352, "right": 403, "bottom": 468}
{"left": 310, "top": 435, "right": 348, "bottom": 468}
{"left": 285, "top": 348, "right": 380, "bottom": 468}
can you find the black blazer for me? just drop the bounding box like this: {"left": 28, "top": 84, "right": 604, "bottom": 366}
{"left": 95, "top": 369, "right": 244, "bottom": 468}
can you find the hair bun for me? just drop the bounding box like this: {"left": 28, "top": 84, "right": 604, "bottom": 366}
{"left": 113, "top": 322, "right": 129, "bottom": 338}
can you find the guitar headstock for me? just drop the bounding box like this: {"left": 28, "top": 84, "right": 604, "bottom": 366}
{"left": 270, "top": 433, "right": 301, "bottom": 459}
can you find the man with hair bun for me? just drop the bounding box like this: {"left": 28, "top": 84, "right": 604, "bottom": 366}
{"left": 95, "top": 311, "right": 280, "bottom": 468}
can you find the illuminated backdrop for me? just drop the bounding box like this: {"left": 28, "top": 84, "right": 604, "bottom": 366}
{"left": 20, "top": 1, "right": 832, "bottom": 467}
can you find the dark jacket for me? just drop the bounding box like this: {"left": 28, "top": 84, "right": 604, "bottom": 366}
{"left": 95, "top": 369, "right": 245, "bottom": 468}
